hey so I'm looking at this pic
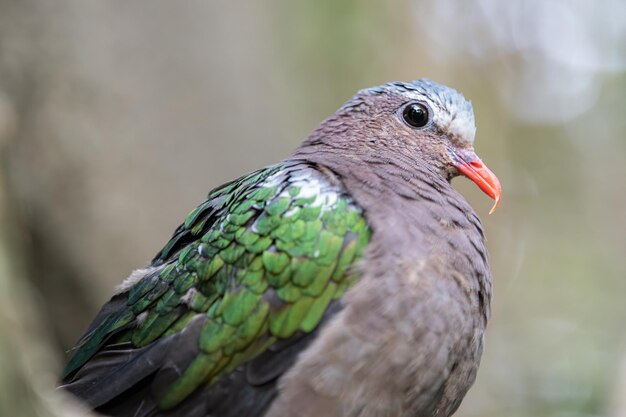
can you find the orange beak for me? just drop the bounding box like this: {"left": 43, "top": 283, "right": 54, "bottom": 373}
{"left": 450, "top": 147, "right": 502, "bottom": 214}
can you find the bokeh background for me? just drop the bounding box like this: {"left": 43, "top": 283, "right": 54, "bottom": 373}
{"left": 0, "top": 1, "right": 625, "bottom": 416}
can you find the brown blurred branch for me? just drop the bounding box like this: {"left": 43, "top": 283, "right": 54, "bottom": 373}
{"left": 0, "top": 173, "right": 95, "bottom": 416}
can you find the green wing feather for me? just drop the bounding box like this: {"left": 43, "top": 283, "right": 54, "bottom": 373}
{"left": 62, "top": 161, "right": 371, "bottom": 410}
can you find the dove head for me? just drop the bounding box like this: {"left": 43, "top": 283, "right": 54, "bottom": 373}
{"left": 301, "top": 79, "right": 501, "bottom": 213}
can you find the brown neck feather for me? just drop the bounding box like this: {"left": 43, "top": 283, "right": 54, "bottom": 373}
{"left": 292, "top": 137, "right": 491, "bottom": 324}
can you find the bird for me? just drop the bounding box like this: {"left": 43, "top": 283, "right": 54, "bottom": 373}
{"left": 59, "top": 79, "right": 501, "bottom": 417}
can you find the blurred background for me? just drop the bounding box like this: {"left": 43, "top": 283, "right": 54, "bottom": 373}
{"left": 0, "top": 1, "right": 625, "bottom": 416}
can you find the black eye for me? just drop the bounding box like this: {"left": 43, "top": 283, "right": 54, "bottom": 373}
{"left": 402, "top": 103, "right": 429, "bottom": 128}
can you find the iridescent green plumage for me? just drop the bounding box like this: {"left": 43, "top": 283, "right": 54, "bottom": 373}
{"left": 62, "top": 161, "right": 371, "bottom": 410}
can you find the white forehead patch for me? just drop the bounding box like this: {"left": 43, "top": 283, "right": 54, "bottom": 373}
{"left": 429, "top": 96, "right": 476, "bottom": 144}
